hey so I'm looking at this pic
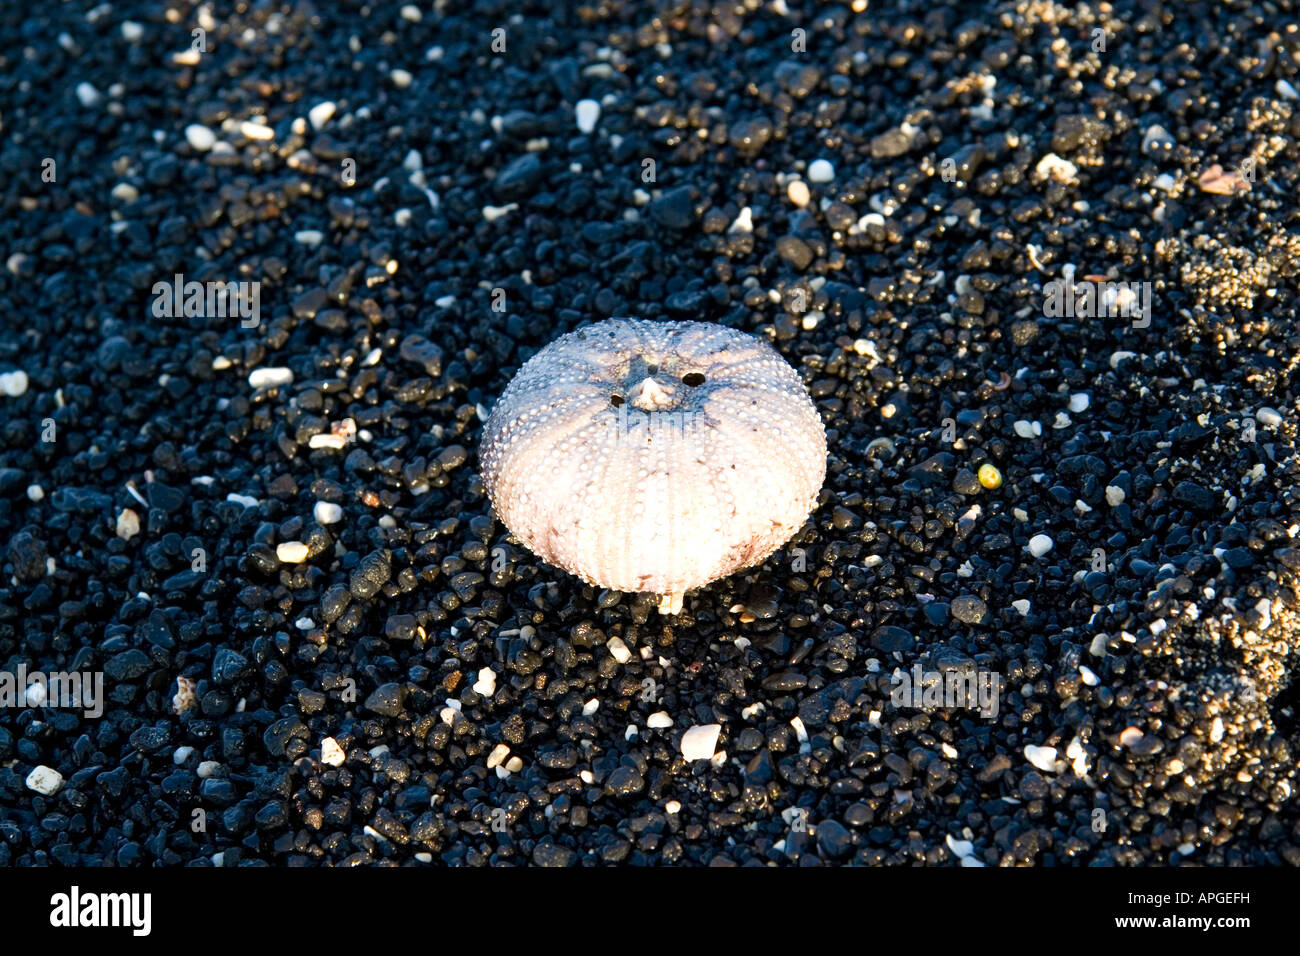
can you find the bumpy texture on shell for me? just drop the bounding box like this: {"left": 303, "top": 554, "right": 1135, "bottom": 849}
{"left": 480, "top": 318, "right": 827, "bottom": 613}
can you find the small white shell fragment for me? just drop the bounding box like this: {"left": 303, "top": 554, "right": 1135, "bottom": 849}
{"left": 26, "top": 765, "right": 64, "bottom": 795}
{"left": 197, "top": 760, "right": 222, "bottom": 778}
{"left": 680, "top": 723, "right": 722, "bottom": 761}
{"left": 487, "top": 744, "right": 511, "bottom": 769}
{"left": 1119, "top": 727, "right": 1145, "bottom": 747}
{"left": 1013, "top": 420, "right": 1041, "bottom": 439}
{"left": 116, "top": 508, "right": 141, "bottom": 540}
{"left": 294, "top": 230, "right": 324, "bottom": 246}
{"left": 1068, "top": 393, "right": 1090, "bottom": 413}
{"left": 1105, "top": 485, "right": 1126, "bottom": 507}
{"left": 276, "top": 542, "right": 309, "bottom": 563}
{"left": 1027, "top": 534, "right": 1054, "bottom": 558}
{"left": 582, "top": 698, "right": 600, "bottom": 716}
{"left": 786, "top": 179, "right": 811, "bottom": 206}
{"left": 647, "top": 711, "right": 673, "bottom": 729}
{"left": 321, "top": 737, "right": 346, "bottom": 767}
{"left": 473, "top": 667, "right": 497, "bottom": 696}
{"left": 945, "top": 834, "right": 974, "bottom": 858}
{"left": 575, "top": 98, "right": 601, "bottom": 133}
{"left": 1024, "top": 745, "right": 1057, "bottom": 772}
{"left": 1011, "top": 599, "right": 1031, "bottom": 616}
{"left": 248, "top": 367, "right": 293, "bottom": 389}
{"left": 308, "top": 433, "right": 346, "bottom": 450}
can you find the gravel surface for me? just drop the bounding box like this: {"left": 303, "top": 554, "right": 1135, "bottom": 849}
{"left": 1, "top": 0, "right": 1298, "bottom": 867}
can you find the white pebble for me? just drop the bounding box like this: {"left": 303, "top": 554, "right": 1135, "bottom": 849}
{"left": 248, "top": 367, "right": 293, "bottom": 389}
{"left": 473, "top": 667, "right": 496, "bottom": 697}
{"left": 786, "top": 179, "right": 811, "bottom": 206}
{"left": 1035, "top": 152, "right": 1078, "bottom": 182}
{"left": 1079, "top": 665, "right": 1099, "bottom": 687}
{"left": 486, "top": 743, "right": 510, "bottom": 769}
{"left": 680, "top": 723, "right": 721, "bottom": 761}
{"left": 116, "top": 508, "right": 140, "bottom": 540}
{"left": 0, "top": 370, "right": 29, "bottom": 397}
{"left": 121, "top": 21, "right": 144, "bottom": 42}
{"left": 314, "top": 501, "right": 343, "bottom": 524}
{"left": 1012, "top": 420, "right": 1041, "bottom": 439}
{"left": 276, "top": 542, "right": 309, "bottom": 563}
{"left": 607, "top": 636, "right": 631, "bottom": 663}
{"left": 25, "top": 765, "right": 63, "bottom": 795}
{"left": 173, "top": 746, "right": 195, "bottom": 765}
{"left": 482, "top": 203, "right": 517, "bottom": 222}
{"left": 185, "top": 124, "right": 217, "bottom": 151}
{"left": 1011, "top": 599, "right": 1030, "bottom": 616}
{"left": 945, "top": 834, "right": 974, "bottom": 858}
{"left": 390, "top": 69, "right": 413, "bottom": 89}
{"left": 320, "top": 737, "right": 346, "bottom": 767}
{"left": 665, "top": 800, "right": 681, "bottom": 814}
{"left": 807, "top": 158, "right": 835, "bottom": 183}
{"left": 239, "top": 120, "right": 273, "bottom": 141}
{"left": 1256, "top": 406, "right": 1283, "bottom": 429}
{"left": 575, "top": 98, "right": 601, "bottom": 133}
{"left": 582, "top": 698, "right": 600, "bottom": 716}
{"left": 647, "top": 711, "right": 673, "bottom": 729}
{"left": 1068, "top": 393, "right": 1090, "bottom": 413}
{"left": 308, "top": 433, "right": 346, "bottom": 450}
{"left": 1027, "top": 533, "right": 1053, "bottom": 558}
{"left": 26, "top": 485, "right": 43, "bottom": 502}
{"left": 197, "top": 761, "right": 222, "bottom": 778}
{"left": 75, "top": 82, "right": 102, "bottom": 108}
{"left": 1024, "top": 744, "right": 1057, "bottom": 772}
{"left": 308, "top": 101, "right": 336, "bottom": 130}
{"left": 1105, "top": 485, "right": 1126, "bottom": 507}
{"left": 294, "top": 230, "right": 324, "bottom": 246}
{"left": 400, "top": 4, "right": 422, "bottom": 22}
{"left": 226, "top": 493, "right": 259, "bottom": 508}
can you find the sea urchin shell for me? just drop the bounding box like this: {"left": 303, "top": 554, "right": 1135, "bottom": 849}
{"left": 479, "top": 318, "right": 827, "bottom": 614}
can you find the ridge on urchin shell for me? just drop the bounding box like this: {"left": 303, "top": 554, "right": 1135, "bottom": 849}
{"left": 479, "top": 318, "right": 828, "bottom": 614}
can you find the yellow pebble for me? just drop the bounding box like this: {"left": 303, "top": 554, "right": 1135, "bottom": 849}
{"left": 978, "top": 463, "right": 1003, "bottom": 489}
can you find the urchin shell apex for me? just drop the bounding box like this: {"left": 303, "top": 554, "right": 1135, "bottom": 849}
{"left": 479, "top": 318, "right": 827, "bottom": 614}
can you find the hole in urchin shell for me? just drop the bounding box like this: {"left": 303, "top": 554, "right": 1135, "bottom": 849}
{"left": 682, "top": 372, "right": 706, "bottom": 387}
{"left": 610, "top": 394, "right": 624, "bottom": 407}
{"left": 646, "top": 363, "right": 659, "bottom": 374}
